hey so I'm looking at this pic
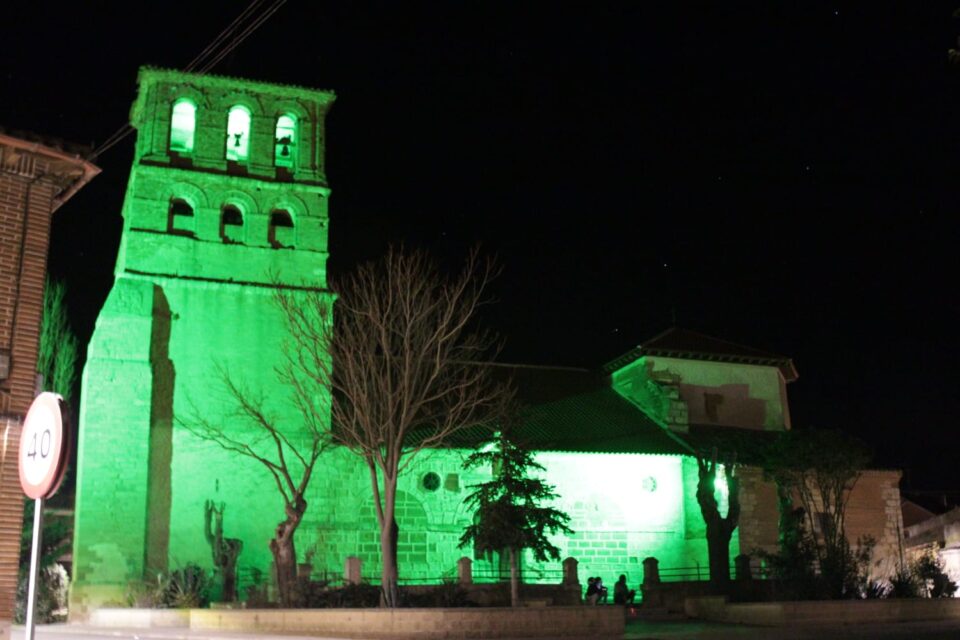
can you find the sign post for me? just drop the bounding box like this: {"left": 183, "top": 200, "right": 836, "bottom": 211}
{"left": 18, "top": 393, "right": 69, "bottom": 640}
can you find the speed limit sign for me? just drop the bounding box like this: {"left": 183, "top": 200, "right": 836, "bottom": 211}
{"left": 18, "top": 392, "right": 69, "bottom": 500}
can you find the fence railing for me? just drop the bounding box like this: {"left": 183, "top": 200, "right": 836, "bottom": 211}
{"left": 236, "top": 555, "right": 773, "bottom": 597}
{"left": 656, "top": 558, "right": 770, "bottom": 582}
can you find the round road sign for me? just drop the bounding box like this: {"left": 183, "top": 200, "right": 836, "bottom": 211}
{"left": 18, "top": 392, "right": 69, "bottom": 499}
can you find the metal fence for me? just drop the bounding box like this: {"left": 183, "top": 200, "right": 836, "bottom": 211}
{"left": 657, "top": 558, "right": 770, "bottom": 582}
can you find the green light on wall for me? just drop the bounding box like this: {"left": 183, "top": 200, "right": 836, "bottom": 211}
{"left": 275, "top": 114, "right": 296, "bottom": 168}
{"left": 714, "top": 464, "right": 730, "bottom": 517}
{"left": 226, "top": 105, "right": 251, "bottom": 161}
{"left": 170, "top": 99, "right": 196, "bottom": 153}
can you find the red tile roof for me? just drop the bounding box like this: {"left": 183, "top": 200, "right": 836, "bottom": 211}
{"left": 604, "top": 327, "right": 798, "bottom": 382}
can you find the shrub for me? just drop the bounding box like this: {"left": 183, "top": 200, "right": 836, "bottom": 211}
{"left": 863, "top": 580, "right": 891, "bottom": 599}
{"left": 243, "top": 567, "right": 270, "bottom": 607}
{"left": 331, "top": 582, "right": 382, "bottom": 608}
{"left": 888, "top": 566, "right": 921, "bottom": 598}
{"left": 162, "top": 563, "right": 213, "bottom": 608}
{"left": 125, "top": 564, "right": 214, "bottom": 609}
{"left": 14, "top": 564, "right": 69, "bottom": 624}
{"left": 125, "top": 573, "right": 167, "bottom": 608}
{"left": 402, "top": 581, "right": 472, "bottom": 607}
{"left": 914, "top": 554, "right": 958, "bottom": 598}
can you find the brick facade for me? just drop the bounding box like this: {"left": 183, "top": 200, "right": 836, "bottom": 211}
{"left": 0, "top": 132, "right": 98, "bottom": 628}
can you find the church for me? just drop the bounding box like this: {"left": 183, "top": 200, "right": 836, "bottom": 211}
{"left": 69, "top": 69, "right": 903, "bottom": 615}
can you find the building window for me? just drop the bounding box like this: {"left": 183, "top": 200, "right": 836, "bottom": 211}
{"left": 220, "top": 205, "right": 243, "bottom": 243}
{"left": 274, "top": 114, "right": 296, "bottom": 169}
{"left": 169, "top": 99, "right": 196, "bottom": 153}
{"left": 225, "top": 105, "right": 252, "bottom": 162}
{"left": 168, "top": 199, "right": 195, "bottom": 236}
{"left": 421, "top": 472, "right": 441, "bottom": 492}
{"left": 704, "top": 393, "right": 724, "bottom": 422}
{"left": 269, "top": 210, "right": 294, "bottom": 248}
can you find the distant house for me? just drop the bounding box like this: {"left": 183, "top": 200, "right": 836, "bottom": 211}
{"left": 902, "top": 499, "right": 960, "bottom": 589}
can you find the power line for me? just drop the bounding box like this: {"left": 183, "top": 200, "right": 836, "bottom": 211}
{"left": 198, "top": 0, "right": 287, "bottom": 73}
{"left": 89, "top": 0, "right": 287, "bottom": 160}
{"left": 185, "top": 0, "right": 271, "bottom": 72}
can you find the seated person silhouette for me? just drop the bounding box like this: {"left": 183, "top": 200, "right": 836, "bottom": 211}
{"left": 585, "top": 577, "right": 599, "bottom": 605}
{"left": 595, "top": 576, "right": 609, "bottom": 604}
{"left": 613, "top": 574, "right": 636, "bottom": 605}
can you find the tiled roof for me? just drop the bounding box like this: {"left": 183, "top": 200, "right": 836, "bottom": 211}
{"left": 604, "top": 327, "right": 799, "bottom": 382}
{"left": 0, "top": 126, "right": 93, "bottom": 159}
{"left": 514, "top": 388, "right": 691, "bottom": 454}
{"left": 336, "top": 363, "right": 787, "bottom": 458}
{"left": 417, "top": 385, "right": 691, "bottom": 455}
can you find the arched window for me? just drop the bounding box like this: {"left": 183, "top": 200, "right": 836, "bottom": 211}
{"left": 225, "top": 105, "right": 252, "bottom": 162}
{"left": 220, "top": 205, "right": 243, "bottom": 243}
{"left": 168, "top": 198, "right": 195, "bottom": 236}
{"left": 274, "top": 114, "right": 297, "bottom": 169}
{"left": 269, "top": 209, "right": 294, "bottom": 248}
{"left": 169, "top": 99, "right": 196, "bottom": 153}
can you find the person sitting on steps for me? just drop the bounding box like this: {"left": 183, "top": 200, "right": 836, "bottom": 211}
{"left": 595, "top": 576, "right": 609, "bottom": 604}
{"left": 613, "top": 574, "right": 636, "bottom": 605}
{"left": 585, "top": 576, "right": 599, "bottom": 605}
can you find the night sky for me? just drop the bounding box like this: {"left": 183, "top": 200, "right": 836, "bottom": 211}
{"left": 2, "top": 3, "right": 958, "bottom": 494}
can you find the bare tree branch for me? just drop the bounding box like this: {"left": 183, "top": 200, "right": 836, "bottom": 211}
{"left": 272, "top": 245, "right": 511, "bottom": 606}
{"left": 177, "top": 353, "right": 334, "bottom": 606}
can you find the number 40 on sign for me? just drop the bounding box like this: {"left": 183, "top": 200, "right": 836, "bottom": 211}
{"left": 19, "top": 392, "right": 69, "bottom": 499}
{"left": 18, "top": 391, "right": 70, "bottom": 640}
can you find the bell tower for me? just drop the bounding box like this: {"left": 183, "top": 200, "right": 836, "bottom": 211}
{"left": 71, "top": 68, "right": 336, "bottom": 615}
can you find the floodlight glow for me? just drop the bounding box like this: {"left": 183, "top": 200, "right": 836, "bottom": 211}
{"left": 226, "top": 105, "right": 252, "bottom": 161}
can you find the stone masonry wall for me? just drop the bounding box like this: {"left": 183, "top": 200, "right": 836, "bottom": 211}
{"left": 71, "top": 68, "right": 334, "bottom": 616}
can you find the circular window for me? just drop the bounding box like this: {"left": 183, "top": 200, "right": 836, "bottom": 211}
{"left": 641, "top": 476, "right": 658, "bottom": 493}
{"left": 422, "top": 472, "right": 441, "bottom": 492}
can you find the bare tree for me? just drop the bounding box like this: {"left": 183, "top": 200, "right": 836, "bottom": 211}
{"left": 180, "top": 367, "right": 330, "bottom": 606}
{"left": 276, "top": 246, "right": 510, "bottom": 607}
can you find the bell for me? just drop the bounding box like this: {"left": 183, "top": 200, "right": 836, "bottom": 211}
{"left": 233, "top": 133, "right": 242, "bottom": 147}
{"left": 281, "top": 144, "right": 290, "bottom": 157}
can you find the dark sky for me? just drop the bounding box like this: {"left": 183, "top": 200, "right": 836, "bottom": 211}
{"left": 2, "top": 3, "right": 958, "bottom": 493}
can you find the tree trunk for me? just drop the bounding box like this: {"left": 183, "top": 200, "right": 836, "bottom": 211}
{"left": 705, "top": 520, "right": 733, "bottom": 586}
{"left": 269, "top": 499, "right": 305, "bottom": 607}
{"left": 223, "top": 566, "right": 237, "bottom": 603}
{"left": 378, "top": 477, "right": 400, "bottom": 608}
{"left": 509, "top": 547, "right": 520, "bottom": 607}
{"left": 380, "top": 515, "right": 400, "bottom": 607}
{"left": 696, "top": 457, "right": 740, "bottom": 590}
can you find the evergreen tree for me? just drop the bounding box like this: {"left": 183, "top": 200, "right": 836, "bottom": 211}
{"left": 459, "top": 431, "right": 573, "bottom": 607}
{"left": 37, "top": 277, "right": 78, "bottom": 402}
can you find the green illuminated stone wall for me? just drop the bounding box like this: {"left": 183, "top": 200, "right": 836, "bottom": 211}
{"left": 71, "top": 68, "right": 741, "bottom": 616}
{"left": 71, "top": 68, "right": 336, "bottom": 614}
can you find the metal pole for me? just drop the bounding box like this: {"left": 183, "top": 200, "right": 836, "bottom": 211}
{"left": 24, "top": 497, "right": 44, "bottom": 640}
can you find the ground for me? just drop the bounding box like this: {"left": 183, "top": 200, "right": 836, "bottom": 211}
{"left": 7, "top": 618, "right": 960, "bottom": 640}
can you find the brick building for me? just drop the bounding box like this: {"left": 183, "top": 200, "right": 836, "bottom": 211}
{"left": 0, "top": 130, "right": 98, "bottom": 635}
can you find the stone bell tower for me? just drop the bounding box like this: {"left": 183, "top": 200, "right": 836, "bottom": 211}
{"left": 71, "top": 68, "right": 335, "bottom": 615}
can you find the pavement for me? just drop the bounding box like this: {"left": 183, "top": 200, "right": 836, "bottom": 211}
{"left": 6, "top": 618, "right": 960, "bottom": 640}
